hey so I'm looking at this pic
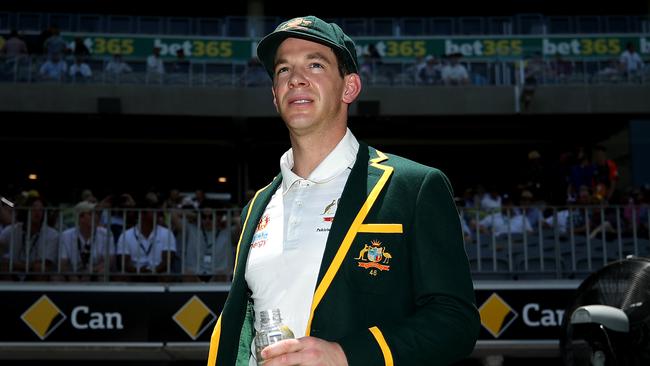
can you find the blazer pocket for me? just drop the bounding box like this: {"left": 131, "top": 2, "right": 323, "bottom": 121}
{"left": 345, "top": 232, "right": 402, "bottom": 295}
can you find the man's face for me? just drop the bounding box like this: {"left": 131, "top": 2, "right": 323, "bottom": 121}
{"left": 30, "top": 200, "right": 44, "bottom": 225}
{"left": 79, "top": 211, "right": 98, "bottom": 228}
{"left": 201, "top": 210, "right": 213, "bottom": 229}
{"left": 271, "top": 38, "right": 350, "bottom": 137}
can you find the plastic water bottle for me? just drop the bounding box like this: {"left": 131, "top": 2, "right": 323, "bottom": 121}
{"left": 254, "top": 308, "right": 294, "bottom": 365}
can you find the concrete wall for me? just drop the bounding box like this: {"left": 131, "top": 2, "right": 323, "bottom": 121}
{"left": 0, "top": 83, "right": 648, "bottom": 116}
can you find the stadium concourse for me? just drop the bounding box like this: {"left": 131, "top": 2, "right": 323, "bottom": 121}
{"left": 1, "top": 2, "right": 650, "bottom": 366}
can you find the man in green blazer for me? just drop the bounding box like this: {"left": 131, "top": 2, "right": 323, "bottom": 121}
{"left": 208, "top": 15, "right": 479, "bottom": 366}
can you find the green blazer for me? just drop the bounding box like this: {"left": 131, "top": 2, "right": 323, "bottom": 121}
{"left": 208, "top": 142, "right": 480, "bottom": 366}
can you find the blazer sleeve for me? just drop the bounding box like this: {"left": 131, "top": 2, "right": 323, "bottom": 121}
{"left": 339, "top": 169, "right": 480, "bottom": 365}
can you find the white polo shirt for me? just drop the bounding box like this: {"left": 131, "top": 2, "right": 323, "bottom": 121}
{"left": 116, "top": 225, "right": 176, "bottom": 271}
{"left": 60, "top": 227, "right": 114, "bottom": 271}
{"left": 245, "top": 129, "right": 359, "bottom": 346}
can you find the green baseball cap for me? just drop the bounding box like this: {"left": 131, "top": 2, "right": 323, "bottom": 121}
{"left": 256, "top": 15, "right": 359, "bottom": 79}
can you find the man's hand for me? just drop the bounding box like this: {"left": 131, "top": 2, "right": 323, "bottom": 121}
{"left": 260, "top": 337, "right": 348, "bottom": 366}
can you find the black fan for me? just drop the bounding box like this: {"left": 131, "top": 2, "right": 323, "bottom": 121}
{"left": 561, "top": 256, "right": 650, "bottom": 366}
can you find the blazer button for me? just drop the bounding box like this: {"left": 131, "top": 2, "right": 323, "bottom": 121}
{"left": 311, "top": 329, "right": 318, "bottom": 336}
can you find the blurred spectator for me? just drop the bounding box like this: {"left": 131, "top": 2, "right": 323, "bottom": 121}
{"left": 69, "top": 55, "right": 93, "bottom": 81}
{"left": 0, "top": 206, "right": 11, "bottom": 235}
{"left": 546, "top": 185, "right": 594, "bottom": 235}
{"left": 182, "top": 189, "right": 212, "bottom": 209}
{"left": 72, "top": 37, "right": 91, "bottom": 61}
{"left": 597, "top": 58, "right": 622, "bottom": 82}
{"left": 105, "top": 53, "right": 132, "bottom": 76}
{"left": 549, "top": 54, "right": 572, "bottom": 83}
{"left": 171, "top": 48, "right": 190, "bottom": 74}
{"left": 116, "top": 200, "right": 176, "bottom": 276}
{"left": 0, "top": 196, "right": 59, "bottom": 280}
{"left": 519, "top": 149, "right": 546, "bottom": 200}
{"left": 480, "top": 187, "right": 502, "bottom": 211}
{"left": 519, "top": 52, "right": 546, "bottom": 110}
{"left": 146, "top": 46, "right": 165, "bottom": 81}
{"left": 1, "top": 30, "right": 28, "bottom": 59}
{"left": 100, "top": 193, "right": 136, "bottom": 241}
{"left": 359, "top": 53, "right": 374, "bottom": 82}
{"left": 592, "top": 145, "right": 619, "bottom": 203}
{"left": 417, "top": 55, "right": 441, "bottom": 85}
{"left": 619, "top": 42, "right": 644, "bottom": 79}
{"left": 181, "top": 207, "right": 233, "bottom": 281}
{"left": 441, "top": 53, "right": 469, "bottom": 85}
{"left": 1, "top": 29, "right": 29, "bottom": 80}
{"left": 163, "top": 189, "right": 184, "bottom": 210}
{"left": 80, "top": 189, "right": 97, "bottom": 203}
{"left": 515, "top": 190, "right": 544, "bottom": 228}
{"left": 359, "top": 43, "right": 382, "bottom": 82}
{"left": 39, "top": 53, "right": 67, "bottom": 81}
{"left": 478, "top": 195, "right": 533, "bottom": 238}
{"left": 43, "top": 27, "right": 68, "bottom": 60}
{"left": 568, "top": 146, "right": 594, "bottom": 203}
{"left": 242, "top": 57, "right": 268, "bottom": 86}
{"left": 60, "top": 201, "right": 114, "bottom": 281}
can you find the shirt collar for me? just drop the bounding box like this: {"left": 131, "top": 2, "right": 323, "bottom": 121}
{"left": 280, "top": 128, "right": 359, "bottom": 193}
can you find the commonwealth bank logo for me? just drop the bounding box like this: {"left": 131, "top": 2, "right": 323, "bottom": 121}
{"left": 479, "top": 293, "right": 518, "bottom": 338}
{"left": 173, "top": 296, "right": 216, "bottom": 340}
{"left": 21, "top": 295, "right": 67, "bottom": 340}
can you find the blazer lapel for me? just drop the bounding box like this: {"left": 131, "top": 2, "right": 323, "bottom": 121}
{"left": 317, "top": 142, "right": 378, "bottom": 283}
{"left": 305, "top": 143, "right": 393, "bottom": 335}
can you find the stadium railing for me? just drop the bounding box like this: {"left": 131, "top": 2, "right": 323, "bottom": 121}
{"left": 0, "top": 205, "right": 648, "bottom": 281}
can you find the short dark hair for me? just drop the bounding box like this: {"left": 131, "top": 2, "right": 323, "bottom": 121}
{"left": 333, "top": 47, "right": 353, "bottom": 78}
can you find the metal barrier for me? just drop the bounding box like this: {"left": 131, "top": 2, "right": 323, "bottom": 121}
{"left": 0, "top": 207, "right": 242, "bottom": 282}
{"left": 1, "top": 204, "right": 648, "bottom": 281}
{"left": 460, "top": 204, "right": 650, "bottom": 280}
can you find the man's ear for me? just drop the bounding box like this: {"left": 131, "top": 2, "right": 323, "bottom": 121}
{"left": 342, "top": 73, "right": 362, "bottom": 104}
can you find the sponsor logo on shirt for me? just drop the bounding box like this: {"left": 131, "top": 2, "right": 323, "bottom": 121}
{"left": 251, "top": 232, "right": 268, "bottom": 248}
{"left": 256, "top": 215, "right": 270, "bottom": 232}
{"left": 252, "top": 215, "right": 270, "bottom": 248}
{"left": 321, "top": 198, "right": 339, "bottom": 222}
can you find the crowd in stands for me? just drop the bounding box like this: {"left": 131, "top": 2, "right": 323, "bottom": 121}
{"left": 0, "top": 187, "right": 242, "bottom": 283}
{"left": 456, "top": 145, "right": 649, "bottom": 251}
{"left": 1, "top": 143, "right": 648, "bottom": 282}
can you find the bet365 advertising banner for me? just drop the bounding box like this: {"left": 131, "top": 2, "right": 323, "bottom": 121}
{"left": 16, "top": 33, "right": 647, "bottom": 61}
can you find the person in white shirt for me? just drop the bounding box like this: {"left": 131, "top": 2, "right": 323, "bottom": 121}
{"left": 69, "top": 56, "right": 93, "bottom": 80}
{"left": 105, "top": 53, "right": 133, "bottom": 75}
{"left": 0, "top": 196, "right": 59, "bottom": 279}
{"left": 478, "top": 196, "right": 533, "bottom": 237}
{"left": 116, "top": 201, "right": 176, "bottom": 275}
{"left": 441, "top": 52, "right": 470, "bottom": 85}
{"left": 181, "top": 207, "right": 232, "bottom": 281}
{"left": 39, "top": 53, "right": 67, "bottom": 81}
{"left": 619, "top": 42, "right": 644, "bottom": 78}
{"left": 60, "top": 201, "right": 114, "bottom": 281}
{"left": 146, "top": 46, "right": 165, "bottom": 75}
{"left": 208, "top": 15, "right": 479, "bottom": 366}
